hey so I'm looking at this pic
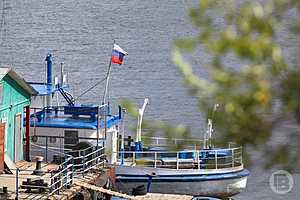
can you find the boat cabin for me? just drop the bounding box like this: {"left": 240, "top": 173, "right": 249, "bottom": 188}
{"left": 27, "top": 54, "right": 122, "bottom": 164}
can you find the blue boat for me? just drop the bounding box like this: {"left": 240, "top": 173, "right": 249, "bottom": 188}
{"left": 27, "top": 54, "right": 249, "bottom": 198}
{"left": 115, "top": 99, "right": 250, "bottom": 198}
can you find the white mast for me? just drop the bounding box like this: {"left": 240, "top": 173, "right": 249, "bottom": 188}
{"left": 136, "top": 98, "right": 149, "bottom": 143}
{"left": 203, "top": 104, "right": 219, "bottom": 149}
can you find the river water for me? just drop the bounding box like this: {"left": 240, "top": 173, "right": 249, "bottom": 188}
{"left": 0, "top": 0, "right": 298, "bottom": 199}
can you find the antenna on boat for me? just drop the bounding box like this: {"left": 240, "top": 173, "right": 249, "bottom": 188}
{"left": 135, "top": 98, "right": 149, "bottom": 151}
{"left": 204, "top": 104, "right": 219, "bottom": 149}
{"left": 120, "top": 108, "right": 126, "bottom": 165}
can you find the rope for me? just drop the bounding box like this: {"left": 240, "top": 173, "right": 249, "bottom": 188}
{"left": 74, "top": 76, "right": 107, "bottom": 101}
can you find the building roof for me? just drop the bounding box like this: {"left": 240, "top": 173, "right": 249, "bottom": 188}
{"left": 0, "top": 67, "right": 38, "bottom": 95}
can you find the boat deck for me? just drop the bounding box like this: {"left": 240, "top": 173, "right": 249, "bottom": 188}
{"left": 30, "top": 108, "right": 121, "bottom": 130}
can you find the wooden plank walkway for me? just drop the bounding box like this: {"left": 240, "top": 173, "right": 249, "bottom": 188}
{"left": 75, "top": 181, "right": 193, "bottom": 200}
{"left": 1, "top": 166, "right": 193, "bottom": 200}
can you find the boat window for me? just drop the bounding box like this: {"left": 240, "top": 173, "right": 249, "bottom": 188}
{"left": 64, "top": 130, "right": 79, "bottom": 145}
{"left": 49, "top": 137, "right": 56, "bottom": 143}
{"left": 0, "top": 83, "right": 3, "bottom": 105}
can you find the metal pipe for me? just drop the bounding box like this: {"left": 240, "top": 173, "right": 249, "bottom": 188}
{"left": 197, "top": 151, "right": 200, "bottom": 169}
{"left": 25, "top": 106, "right": 30, "bottom": 161}
{"left": 46, "top": 137, "right": 48, "bottom": 163}
{"left": 97, "top": 106, "right": 100, "bottom": 148}
{"left": 45, "top": 54, "right": 52, "bottom": 85}
{"left": 215, "top": 151, "right": 218, "bottom": 169}
{"left": 121, "top": 108, "right": 126, "bottom": 165}
{"left": 154, "top": 152, "right": 157, "bottom": 168}
{"left": 133, "top": 152, "right": 135, "bottom": 165}
{"left": 232, "top": 149, "right": 234, "bottom": 167}
{"left": 60, "top": 62, "right": 64, "bottom": 86}
{"left": 45, "top": 54, "right": 53, "bottom": 109}
{"left": 176, "top": 152, "right": 179, "bottom": 170}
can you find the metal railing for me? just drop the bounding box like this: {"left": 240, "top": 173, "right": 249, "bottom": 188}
{"left": 119, "top": 136, "right": 208, "bottom": 151}
{"left": 12, "top": 142, "right": 106, "bottom": 197}
{"left": 66, "top": 146, "right": 106, "bottom": 176}
{"left": 30, "top": 143, "right": 69, "bottom": 163}
{"left": 140, "top": 136, "right": 208, "bottom": 148}
{"left": 49, "top": 155, "right": 73, "bottom": 195}
{"left": 118, "top": 147, "right": 243, "bottom": 170}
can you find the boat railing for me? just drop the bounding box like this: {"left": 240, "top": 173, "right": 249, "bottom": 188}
{"left": 118, "top": 147, "right": 243, "bottom": 170}
{"left": 136, "top": 136, "right": 208, "bottom": 148}
{"left": 29, "top": 105, "right": 108, "bottom": 117}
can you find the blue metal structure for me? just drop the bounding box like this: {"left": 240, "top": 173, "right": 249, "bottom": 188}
{"left": 45, "top": 54, "right": 52, "bottom": 86}
{"left": 30, "top": 106, "right": 121, "bottom": 129}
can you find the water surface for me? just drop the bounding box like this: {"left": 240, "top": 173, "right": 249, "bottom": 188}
{"left": 0, "top": 1, "right": 298, "bottom": 199}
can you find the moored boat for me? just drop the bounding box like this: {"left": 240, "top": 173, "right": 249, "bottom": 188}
{"left": 114, "top": 99, "right": 250, "bottom": 198}
{"left": 27, "top": 54, "right": 249, "bottom": 198}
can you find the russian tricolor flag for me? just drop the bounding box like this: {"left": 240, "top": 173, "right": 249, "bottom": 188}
{"left": 111, "top": 44, "right": 128, "bottom": 65}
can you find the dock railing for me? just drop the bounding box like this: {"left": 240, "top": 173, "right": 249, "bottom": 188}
{"left": 13, "top": 141, "right": 106, "bottom": 197}
{"left": 66, "top": 146, "right": 106, "bottom": 176}
{"left": 118, "top": 147, "right": 243, "bottom": 170}
{"left": 48, "top": 155, "right": 73, "bottom": 195}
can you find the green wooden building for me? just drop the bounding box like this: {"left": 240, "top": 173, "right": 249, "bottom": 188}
{"left": 0, "top": 68, "right": 37, "bottom": 166}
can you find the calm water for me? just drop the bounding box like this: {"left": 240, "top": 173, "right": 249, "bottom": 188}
{"left": 0, "top": 0, "right": 298, "bottom": 199}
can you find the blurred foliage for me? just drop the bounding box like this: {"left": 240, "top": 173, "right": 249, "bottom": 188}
{"left": 172, "top": 0, "right": 300, "bottom": 169}
{"left": 122, "top": 0, "right": 300, "bottom": 170}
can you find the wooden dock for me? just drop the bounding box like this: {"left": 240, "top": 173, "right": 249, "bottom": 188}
{"left": 75, "top": 181, "right": 193, "bottom": 200}
{"left": 0, "top": 163, "right": 193, "bottom": 200}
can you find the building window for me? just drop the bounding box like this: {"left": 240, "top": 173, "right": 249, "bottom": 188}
{"left": 0, "top": 83, "right": 3, "bottom": 105}
{"left": 64, "top": 130, "right": 79, "bottom": 145}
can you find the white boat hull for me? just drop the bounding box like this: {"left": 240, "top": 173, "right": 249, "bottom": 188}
{"left": 116, "top": 165, "right": 249, "bottom": 198}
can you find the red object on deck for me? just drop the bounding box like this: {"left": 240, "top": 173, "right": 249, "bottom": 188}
{"left": 25, "top": 106, "right": 30, "bottom": 161}
{"left": 109, "top": 166, "right": 116, "bottom": 184}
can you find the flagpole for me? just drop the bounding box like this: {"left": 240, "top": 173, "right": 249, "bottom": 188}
{"left": 102, "top": 40, "right": 115, "bottom": 105}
